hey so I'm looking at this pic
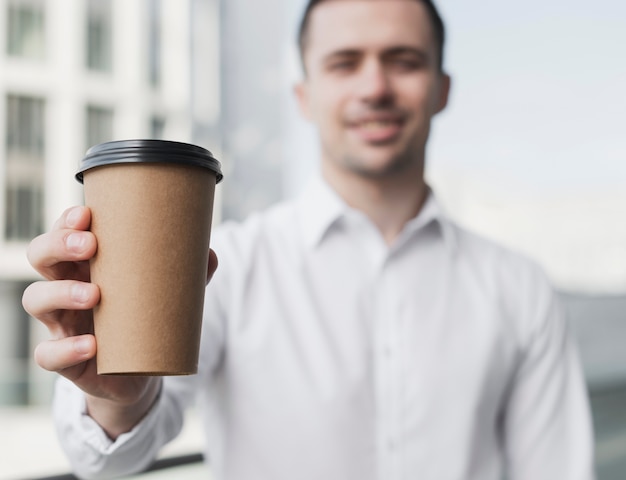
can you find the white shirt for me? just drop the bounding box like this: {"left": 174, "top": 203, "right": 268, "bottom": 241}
{"left": 54, "top": 178, "right": 595, "bottom": 480}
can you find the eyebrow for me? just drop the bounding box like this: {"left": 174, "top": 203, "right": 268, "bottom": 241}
{"left": 322, "top": 49, "right": 361, "bottom": 63}
{"left": 322, "top": 46, "right": 431, "bottom": 64}
{"left": 383, "top": 47, "right": 430, "bottom": 59}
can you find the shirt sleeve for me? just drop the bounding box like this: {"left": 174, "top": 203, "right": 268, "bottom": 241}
{"left": 52, "top": 375, "right": 191, "bottom": 479}
{"left": 502, "top": 266, "right": 596, "bottom": 480}
{"left": 52, "top": 280, "right": 227, "bottom": 479}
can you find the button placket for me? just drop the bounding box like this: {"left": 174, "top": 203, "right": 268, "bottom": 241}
{"left": 374, "top": 257, "right": 403, "bottom": 479}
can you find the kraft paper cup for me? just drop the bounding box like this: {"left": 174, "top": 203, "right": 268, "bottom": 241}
{"left": 76, "top": 140, "right": 223, "bottom": 375}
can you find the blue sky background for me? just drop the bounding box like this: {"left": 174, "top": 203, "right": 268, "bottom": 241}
{"left": 432, "top": 0, "right": 626, "bottom": 193}
{"left": 283, "top": 0, "right": 626, "bottom": 196}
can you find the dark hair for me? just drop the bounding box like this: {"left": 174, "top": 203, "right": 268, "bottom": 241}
{"left": 297, "top": 0, "right": 446, "bottom": 72}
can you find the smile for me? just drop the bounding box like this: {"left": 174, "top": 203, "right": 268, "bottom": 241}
{"left": 349, "top": 118, "right": 404, "bottom": 143}
{"left": 360, "top": 120, "right": 399, "bottom": 129}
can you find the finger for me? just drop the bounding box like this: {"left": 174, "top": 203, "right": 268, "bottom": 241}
{"left": 22, "top": 280, "right": 100, "bottom": 330}
{"left": 27, "top": 229, "right": 97, "bottom": 280}
{"left": 27, "top": 206, "right": 94, "bottom": 280}
{"left": 52, "top": 206, "right": 92, "bottom": 232}
{"left": 34, "top": 335, "right": 96, "bottom": 373}
{"left": 207, "top": 248, "right": 219, "bottom": 284}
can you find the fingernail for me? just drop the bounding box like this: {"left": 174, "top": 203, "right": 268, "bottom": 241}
{"left": 73, "top": 337, "right": 92, "bottom": 355}
{"left": 71, "top": 284, "right": 89, "bottom": 303}
{"left": 66, "top": 207, "right": 82, "bottom": 227}
{"left": 66, "top": 233, "right": 86, "bottom": 252}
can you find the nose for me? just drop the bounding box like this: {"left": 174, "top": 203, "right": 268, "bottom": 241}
{"left": 356, "top": 59, "right": 393, "bottom": 105}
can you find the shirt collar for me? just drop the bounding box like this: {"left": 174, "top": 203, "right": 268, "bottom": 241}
{"left": 401, "top": 189, "right": 459, "bottom": 253}
{"left": 296, "top": 176, "right": 349, "bottom": 249}
{"left": 296, "top": 176, "right": 458, "bottom": 253}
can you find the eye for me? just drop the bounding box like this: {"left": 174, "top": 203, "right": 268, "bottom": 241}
{"left": 324, "top": 53, "right": 361, "bottom": 74}
{"left": 327, "top": 59, "right": 357, "bottom": 72}
{"left": 388, "top": 57, "right": 423, "bottom": 72}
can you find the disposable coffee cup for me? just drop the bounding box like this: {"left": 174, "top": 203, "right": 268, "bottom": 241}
{"left": 76, "top": 139, "right": 223, "bottom": 376}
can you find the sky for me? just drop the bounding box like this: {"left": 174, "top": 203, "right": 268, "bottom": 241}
{"left": 432, "top": 0, "right": 626, "bottom": 194}
{"left": 283, "top": 0, "right": 626, "bottom": 197}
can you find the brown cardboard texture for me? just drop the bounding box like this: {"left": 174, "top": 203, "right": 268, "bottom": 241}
{"left": 83, "top": 162, "right": 216, "bottom": 375}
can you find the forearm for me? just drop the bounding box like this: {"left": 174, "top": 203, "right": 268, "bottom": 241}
{"left": 85, "top": 377, "right": 162, "bottom": 440}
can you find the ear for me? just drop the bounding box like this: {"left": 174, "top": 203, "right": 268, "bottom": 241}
{"left": 294, "top": 81, "right": 312, "bottom": 121}
{"left": 434, "top": 73, "right": 451, "bottom": 114}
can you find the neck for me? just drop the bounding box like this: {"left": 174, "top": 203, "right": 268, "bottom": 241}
{"left": 322, "top": 163, "right": 428, "bottom": 245}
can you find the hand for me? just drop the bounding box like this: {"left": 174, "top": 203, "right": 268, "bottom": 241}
{"left": 23, "top": 206, "right": 219, "bottom": 437}
{"left": 22, "top": 206, "right": 160, "bottom": 438}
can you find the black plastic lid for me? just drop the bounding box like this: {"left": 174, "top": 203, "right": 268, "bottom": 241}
{"left": 76, "top": 139, "right": 223, "bottom": 184}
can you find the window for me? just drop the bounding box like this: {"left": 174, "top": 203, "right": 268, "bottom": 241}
{"left": 5, "top": 186, "right": 43, "bottom": 241}
{"left": 148, "top": 0, "right": 162, "bottom": 87}
{"left": 86, "top": 105, "right": 113, "bottom": 151}
{"left": 6, "top": 0, "right": 45, "bottom": 59}
{"left": 150, "top": 116, "right": 165, "bottom": 139}
{"left": 4, "top": 95, "right": 45, "bottom": 241}
{"left": 86, "top": 0, "right": 112, "bottom": 72}
{"left": 0, "top": 281, "right": 31, "bottom": 406}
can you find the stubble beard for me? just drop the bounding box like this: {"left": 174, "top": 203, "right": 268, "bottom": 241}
{"left": 337, "top": 146, "right": 423, "bottom": 181}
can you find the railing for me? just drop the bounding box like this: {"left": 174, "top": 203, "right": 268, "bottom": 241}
{"left": 29, "top": 453, "right": 204, "bottom": 480}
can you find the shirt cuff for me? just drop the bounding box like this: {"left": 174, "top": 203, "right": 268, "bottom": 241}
{"left": 53, "top": 377, "right": 173, "bottom": 478}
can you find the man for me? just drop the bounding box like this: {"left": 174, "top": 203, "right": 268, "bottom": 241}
{"left": 23, "top": 1, "right": 595, "bottom": 479}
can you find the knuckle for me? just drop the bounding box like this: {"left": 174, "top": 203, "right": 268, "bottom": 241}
{"left": 34, "top": 338, "right": 80, "bottom": 373}
{"left": 33, "top": 342, "right": 52, "bottom": 371}
{"left": 22, "top": 280, "right": 91, "bottom": 320}
{"left": 25, "top": 234, "right": 44, "bottom": 267}
{"left": 53, "top": 207, "right": 75, "bottom": 231}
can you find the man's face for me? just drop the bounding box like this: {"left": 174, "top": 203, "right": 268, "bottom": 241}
{"left": 296, "top": 0, "right": 450, "bottom": 179}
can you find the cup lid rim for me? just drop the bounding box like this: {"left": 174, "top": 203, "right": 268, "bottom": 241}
{"left": 76, "top": 139, "right": 223, "bottom": 184}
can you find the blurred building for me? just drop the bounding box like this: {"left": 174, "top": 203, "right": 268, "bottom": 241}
{"left": 0, "top": 0, "right": 220, "bottom": 406}
{"left": 1, "top": 0, "right": 624, "bottom": 405}
{"left": 216, "top": 0, "right": 289, "bottom": 220}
